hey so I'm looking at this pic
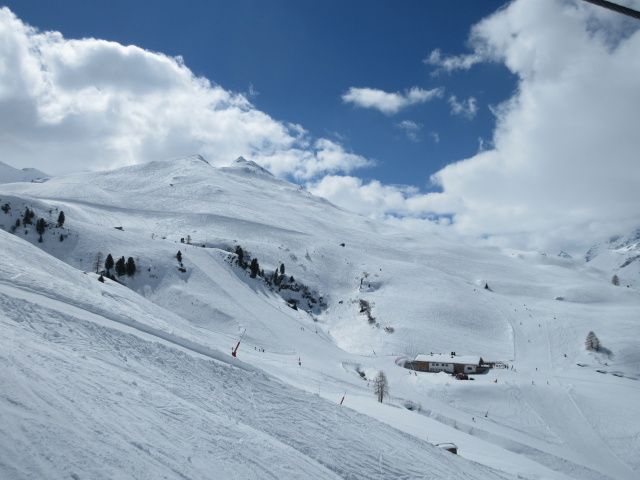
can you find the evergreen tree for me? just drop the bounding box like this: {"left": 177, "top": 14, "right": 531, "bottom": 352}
{"left": 235, "top": 246, "right": 245, "bottom": 268}
{"left": 585, "top": 331, "right": 600, "bottom": 351}
{"left": 373, "top": 371, "right": 389, "bottom": 403}
{"left": 23, "top": 207, "right": 34, "bottom": 225}
{"left": 612, "top": 274, "right": 620, "bottom": 286}
{"left": 176, "top": 250, "right": 182, "bottom": 262}
{"left": 105, "top": 254, "right": 114, "bottom": 272}
{"left": 36, "top": 218, "right": 47, "bottom": 235}
{"left": 280, "top": 263, "right": 285, "bottom": 275}
{"left": 57, "top": 211, "right": 65, "bottom": 227}
{"left": 249, "top": 258, "right": 260, "bottom": 278}
{"left": 115, "top": 256, "right": 126, "bottom": 276}
{"left": 126, "top": 257, "right": 136, "bottom": 276}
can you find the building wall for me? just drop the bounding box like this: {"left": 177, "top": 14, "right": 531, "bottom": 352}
{"left": 412, "top": 361, "right": 477, "bottom": 374}
{"left": 428, "top": 362, "right": 454, "bottom": 373}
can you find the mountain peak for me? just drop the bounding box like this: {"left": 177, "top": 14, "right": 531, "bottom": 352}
{"left": 585, "top": 227, "right": 640, "bottom": 263}
{"left": 0, "top": 161, "right": 51, "bottom": 184}
{"left": 227, "top": 157, "right": 273, "bottom": 176}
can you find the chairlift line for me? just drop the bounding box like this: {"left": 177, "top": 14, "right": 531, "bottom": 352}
{"left": 580, "top": 0, "right": 640, "bottom": 20}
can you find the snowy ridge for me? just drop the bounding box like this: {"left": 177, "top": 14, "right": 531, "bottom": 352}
{"left": 225, "top": 155, "right": 275, "bottom": 176}
{"left": 1, "top": 156, "right": 639, "bottom": 479}
{"left": 0, "top": 160, "right": 50, "bottom": 184}
{"left": 585, "top": 227, "right": 640, "bottom": 284}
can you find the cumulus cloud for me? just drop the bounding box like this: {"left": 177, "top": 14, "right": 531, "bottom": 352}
{"left": 421, "top": 0, "right": 640, "bottom": 254}
{"left": 314, "top": 0, "right": 640, "bottom": 255}
{"left": 0, "top": 7, "right": 370, "bottom": 178}
{"left": 341, "top": 86, "right": 444, "bottom": 115}
{"left": 308, "top": 175, "right": 420, "bottom": 218}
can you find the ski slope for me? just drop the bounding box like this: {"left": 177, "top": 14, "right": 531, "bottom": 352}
{"left": 1, "top": 156, "right": 639, "bottom": 479}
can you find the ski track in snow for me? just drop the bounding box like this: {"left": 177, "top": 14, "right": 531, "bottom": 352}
{"left": 0, "top": 285, "right": 505, "bottom": 480}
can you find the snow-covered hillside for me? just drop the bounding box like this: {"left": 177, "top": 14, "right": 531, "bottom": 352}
{"left": 585, "top": 228, "right": 640, "bottom": 285}
{"left": 0, "top": 160, "right": 50, "bottom": 184}
{"left": 1, "top": 156, "right": 639, "bottom": 479}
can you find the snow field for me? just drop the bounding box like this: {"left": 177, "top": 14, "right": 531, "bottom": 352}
{"left": 1, "top": 156, "right": 640, "bottom": 479}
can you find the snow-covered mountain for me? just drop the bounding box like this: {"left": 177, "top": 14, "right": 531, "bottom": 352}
{"left": 584, "top": 228, "right": 640, "bottom": 284}
{"left": 0, "top": 160, "right": 50, "bottom": 183}
{"left": 1, "top": 156, "right": 639, "bottom": 480}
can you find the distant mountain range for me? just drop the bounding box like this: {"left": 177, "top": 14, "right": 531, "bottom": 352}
{"left": 584, "top": 227, "right": 640, "bottom": 283}
{"left": 0, "top": 160, "right": 50, "bottom": 184}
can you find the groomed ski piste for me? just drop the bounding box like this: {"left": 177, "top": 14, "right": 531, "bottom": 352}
{"left": 1, "top": 156, "right": 639, "bottom": 479}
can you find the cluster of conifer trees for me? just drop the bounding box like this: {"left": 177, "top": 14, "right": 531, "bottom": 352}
{"left": 104, "top": 253, "right": 136, "bottom": 277}
{"left": 2, "top": 205, "right": 66, "bottom": 242}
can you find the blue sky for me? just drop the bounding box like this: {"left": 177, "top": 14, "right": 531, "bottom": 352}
{"left": 1, "top": 0, "right": 640, "bottom": 256}
{"left": 3, "top": 0, "right": 511, "bottom": 189}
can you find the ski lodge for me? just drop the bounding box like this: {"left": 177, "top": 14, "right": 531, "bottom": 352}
{"left": 408, "top": 353, "right": 486, "bottom": 374}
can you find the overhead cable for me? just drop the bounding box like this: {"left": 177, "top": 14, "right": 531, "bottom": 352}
{"left": 580, "top": 0, "right": 640, "bottom": 20}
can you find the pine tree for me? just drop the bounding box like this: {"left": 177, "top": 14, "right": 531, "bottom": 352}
{"left": 585, "top": 331, "right": 600, "bottom": 351}
{"left": 105, "top": 254, "right": 114, "bottom": 273}
{"left": 115, "top": 256, "right": 126, "bottom": 276}
{"left": 23, "top": 207, "right": 34, "bottom": 225}
{"left": 373, "top": 371, "right": 389, "bottom": 403}
{"left": 280, "top": 263, "right": 285, "bottom": 275}
{"left": 36, "top": 218, "right": 47, "bottom": 236}
{"left": 612, "top": 274, "right": 620, "bottom": 286}
{"left": 176, "top": 250, "right": 182, "bottom": 262}
{"left": 235, "top": 246, "right": 245, "bottom": 268}
{"left": 126, "top": 257, "right": 136, "bottom": 276}
{"left": 57, "top": 211, "right": 65, "bottom": 228}
{"left": 249, "top": 258, "right": 260, "bottom": 278}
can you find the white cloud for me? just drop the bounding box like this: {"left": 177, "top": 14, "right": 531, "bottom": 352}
{"left": 419, "top": 0, "right": 640, "bottom": 254}
{"left": 314, "top": 0, "right": 640, "bottom": 256}
{"left": 307, "top": 175, "right": 419, "bottom": 218}
{"left": 0, "top": 7, "right": 370, "bottom": 179}
{"left": 448, "top": 95, "right": 478, "bottom": 119}
{"left": 424, "top": 48, "right": 484, "bottom": 75}
{"left": 256, "top": 138, "right": 373, "bottom": 181}
{"left": 395, "top": 120, "right": 422, "bottom": 142}
{"left": 341, "top": 86, "right": 444, "bottom": 115}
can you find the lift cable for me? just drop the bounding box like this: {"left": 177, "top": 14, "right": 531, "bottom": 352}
{"left": 580, "top": 0, "right": 640, "bottom": 20}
